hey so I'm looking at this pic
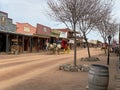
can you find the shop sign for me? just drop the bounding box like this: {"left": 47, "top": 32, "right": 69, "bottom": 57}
{"left": 24, "top": 26, "right": 30, "bottom": 32}
{"left": 59, "top": 31, "right": 67, "bottom": 38}
{"left": 69, "top": 39, "right": 74, "bottom": 44}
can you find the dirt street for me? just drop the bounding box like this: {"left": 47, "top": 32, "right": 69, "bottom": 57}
{"left": 0, "top": 48, "right": 118, "bottom": 90}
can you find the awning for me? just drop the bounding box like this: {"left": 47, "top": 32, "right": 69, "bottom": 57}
{"left": 33, "top": 34, "right": 50, "bottom": 38}
{"left": 50, "top": 29, "right": 60, "bottom": 38}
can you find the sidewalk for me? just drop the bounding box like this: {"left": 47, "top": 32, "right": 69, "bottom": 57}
{"left": 115, "top": 58, "right": 120, "bottom": 90}
{"left": 101, "top": 52, "right": 120, "bottom": 90}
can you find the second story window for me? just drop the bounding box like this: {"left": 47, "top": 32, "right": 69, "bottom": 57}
{"left": 43, "top": 27, "right": 47, "bottom": 32}
{"left": 1, "top": 16, "right": 6, "bottom": 25}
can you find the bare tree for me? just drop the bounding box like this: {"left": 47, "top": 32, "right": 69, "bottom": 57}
{"left": 109, "top": 22, "right": 118, "bottom": 40}
{"left": 47, "top": 0, "right": 84, "bottom": 66}
{"left": 47, "top": 0, "right": 113, "bottom": 65}
{"left": 96, "top": 18, "right": 109, "bottom": 53}
{"left": 95, "top": 17, "right": 118, "bottom": 54}
{"left": 77, "top": 0, "right": 112, "bottom": 58}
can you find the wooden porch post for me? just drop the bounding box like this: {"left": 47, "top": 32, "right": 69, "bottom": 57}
{"left": 6, "top": 34, "right": 9, "bottom": 53}
{"left": 16, "top": 35, "right": 19, "bottom": 53}
{"left": 37, "top": 37, "right": 39, "bottom": 52}
{"left": 29, "top": 37, "right": 32, "bottom": 52}
{"left": 22, "top": 36, "right": 24, "bottom": 53}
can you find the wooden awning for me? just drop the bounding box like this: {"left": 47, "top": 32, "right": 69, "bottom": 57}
{"left": 50, "top": 29, "right": 60, "bottom": 38}
{"left": 33, "top": 34, "right": 50, "bottom": 38}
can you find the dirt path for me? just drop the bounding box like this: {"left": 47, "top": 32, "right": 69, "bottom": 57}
{"left": 0, "top": 48, "right": 117, "bottom": 90}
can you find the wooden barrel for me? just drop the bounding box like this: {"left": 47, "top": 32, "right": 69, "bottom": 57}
{"left": 88, "top": 64, "right": 109, "bottom": 90}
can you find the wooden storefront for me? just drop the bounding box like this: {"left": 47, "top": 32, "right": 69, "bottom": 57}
{"left": 0, "top": 11, "right": 17, "bottom": 54}
{"left": 50, "top": 29, "right": 60, "bottom": 44}
{"left": 36, "top": 23, "right": 51, "bottom": 50}
{"left": 16, "top": 22, "right": 37, "bottom": 53}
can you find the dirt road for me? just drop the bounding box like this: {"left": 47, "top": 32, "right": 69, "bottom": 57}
{"left": 0, "top": 48, "right": 117, "bottom": 90}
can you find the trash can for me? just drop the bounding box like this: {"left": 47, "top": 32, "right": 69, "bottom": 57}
{"left": 88, "top": 64, "right": 109, "bottom": 90}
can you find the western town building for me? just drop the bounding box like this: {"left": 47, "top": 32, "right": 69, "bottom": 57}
{"left": 36, "top": 23, "right": 51, "bottom": 50}
{"left": 16, "top": 22, "right": 37, "bottom": 53}
{"left": 0, "top": 11, "right": 84, "bottom": 54}
{"left": 0, "top": 11, "right": 16, "bottom": 53}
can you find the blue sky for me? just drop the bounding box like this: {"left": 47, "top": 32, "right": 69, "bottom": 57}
{"left": 0, "top": 0, "right": 120, "bottom": 42}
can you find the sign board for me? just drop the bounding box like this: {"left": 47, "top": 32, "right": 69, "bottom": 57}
{"left": 59, "top": 31, "right": 67, "bottom": 38}
{"left": 24, "top": 26, "right": 30, "bottom": 32}
{"left": 69, "top": 39, "right": 74, "bottom": 44}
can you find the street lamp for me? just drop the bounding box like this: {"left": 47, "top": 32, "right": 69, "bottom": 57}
{"left": 107, "top": 35, "right": 112, "bottom": 65}
{"left": 116, "top": 24, "right": 120, "bottom": 69}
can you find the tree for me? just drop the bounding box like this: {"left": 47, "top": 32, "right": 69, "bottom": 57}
{"left": 96, "top": 17, "right": 118, "bottom": 54}
{"left": 47, "top": 0, "right": 86, "bottom": 66}
{"left": 77, "top": 0, "right": 112, "bottom": 58}
{"left": 109, "top": 22, "right": 118, "bottom": 40}
{"left": 47, "top": 0, "right": 113, "bottom": 65}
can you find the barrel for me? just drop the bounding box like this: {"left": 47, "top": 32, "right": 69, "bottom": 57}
{"left": 88, "top": 64, "right": 109, "bottom": 90}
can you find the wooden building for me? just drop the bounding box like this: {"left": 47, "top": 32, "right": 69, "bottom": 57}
{"left": 0, "top": 11, "right": 83, "bottom": 54}
{"left": 16, "top": 22, "right": 37, "bottom": 53}
{"left": 50, "top": 29, "right": 60, "bottom": 44}
{"left": 36, "top": 23, "right": 51, "bottom": 50}
{"left": 0, "top": 11, "right": 16, "bottom": 54}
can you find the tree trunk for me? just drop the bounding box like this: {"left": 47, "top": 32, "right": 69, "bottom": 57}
{"left": 104, "top": 41, "right": 107, "bottom": 54}
{"left": 73, "top": 23, "right": 77, "bottom": 66}
{"left": 83, "top": 33, "right": 91, "bottom": 58}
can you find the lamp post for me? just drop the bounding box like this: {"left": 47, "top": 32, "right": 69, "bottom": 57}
{"left": 107, "top": 35, "right": 112, "bottom": 65}
{"left": 118, "top": 24, "right": 120, "bottom": 69}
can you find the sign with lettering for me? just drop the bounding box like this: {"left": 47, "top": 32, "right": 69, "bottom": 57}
{"left": 59, "top": 31, "right": 67, "bottom": 38}
{"left": 69, "top": 39, "right": 74, "bottom": 43}
{"left": 24, "top": 26, "right": 30, "bottom": 32}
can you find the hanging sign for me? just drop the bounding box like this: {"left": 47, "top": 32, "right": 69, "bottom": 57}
{"left": 59, "top": 31, "right": 67, "bottom": 38}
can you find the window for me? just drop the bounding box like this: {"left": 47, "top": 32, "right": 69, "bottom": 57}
{"left": 43, "top": 27, "right": 47, "bottom": 32}
{"left": 1, "top": 16, "right": 6, "bottom": 25}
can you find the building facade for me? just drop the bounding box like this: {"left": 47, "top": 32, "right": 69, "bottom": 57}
{"left": 36, "top": 23, "right": 51, "bottom": 50}
{"left": 0, "top": 11, "right": 84, "bottom": 54}
{"left": 0, "top": 11, "right": 16, "bottom": 53}
{"left": 16, "top": 22, "right": 37, "bottom": 53}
